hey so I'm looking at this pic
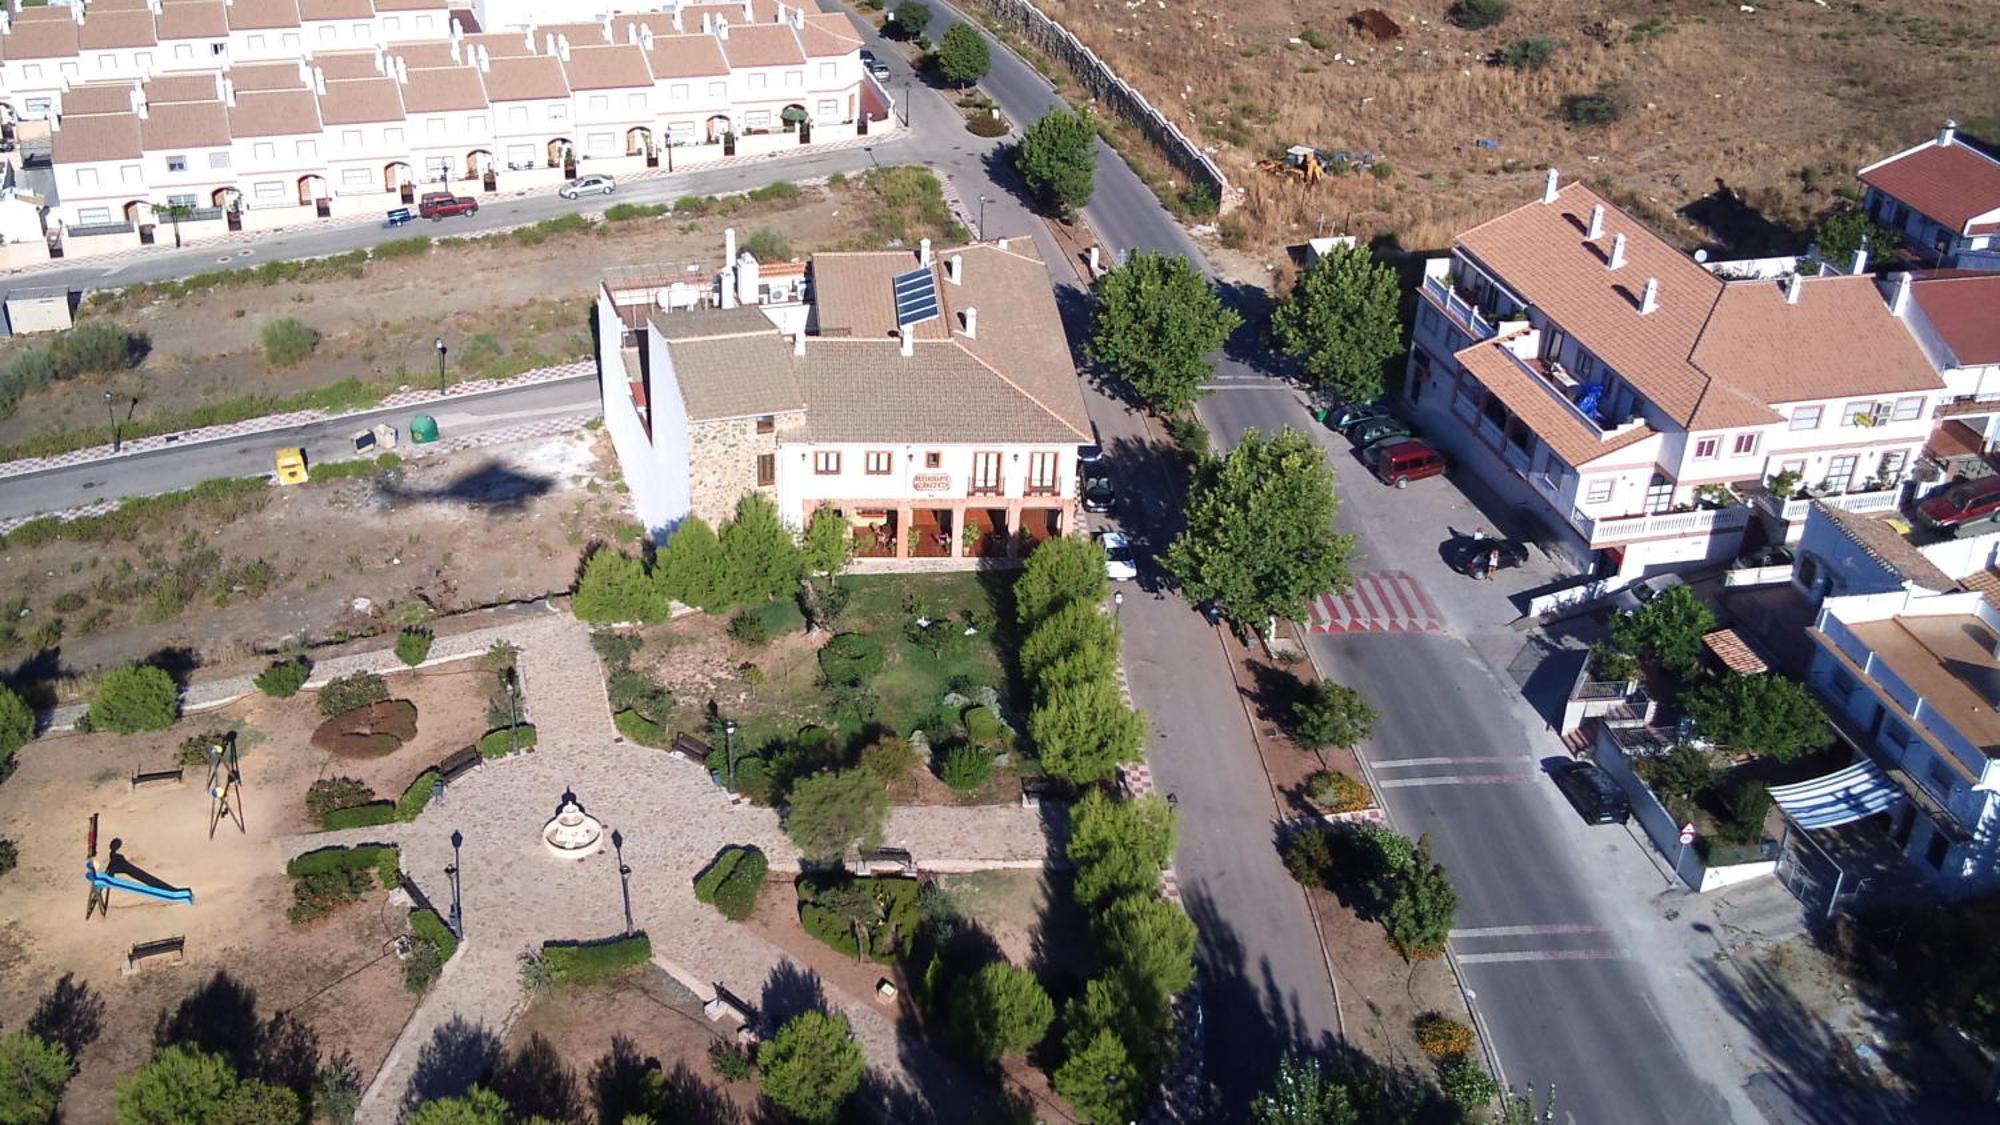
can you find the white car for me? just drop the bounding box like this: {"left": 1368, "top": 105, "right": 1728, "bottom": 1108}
{"left": 560, "top": 175, "right": 616, "bottom": 200}
{"left": 1097, "top": 530, "right": 1138, "bottom": 581}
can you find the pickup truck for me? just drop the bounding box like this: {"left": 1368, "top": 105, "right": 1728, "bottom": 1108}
{"left": 417, "top": 192, "right": 479, "bottom": 220}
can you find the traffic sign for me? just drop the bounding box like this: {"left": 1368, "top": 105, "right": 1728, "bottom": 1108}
{"left": 1678, "top": 822, "right": 1697, "bottom": 846}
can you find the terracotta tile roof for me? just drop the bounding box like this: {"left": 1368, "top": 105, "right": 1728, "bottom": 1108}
{"left": 1691, "top": 275, "right": 1942, "bottom": 405}
{"left": 939, "top": 241, "right": 1093, "bottom": 440}
{"left": 142, "top": 99, "right": 232, "bottom": 150}
{"left": 1703, "top": 628, "right": 1769, "bottom": 675}
{"left": 0, "top": 16, "right": 80, "bottom": 60}
{"left": 231, "top": 60, "right": 310, "bottom": 91}
{"left": 1453, "top": 336, "right": 1656, "bottom": 467}
{"left": 1910, "top": 274, "right": 2000, "bottom": 366}
{"left": 643, "top": 33, "right": 728, "bottom": 80}
{"left": 610, "top": 13, "right": 685, "bottom": 42}
{"left": 371, "top": 0, "right": 447, "bottom": 11}
{"left": 316, "top": 76, "right": 404, "bottom": 124}
{"left": 654, "top": 305, "right": 773, "bottom": 342}
{"left": 1928, "top": 418, "right": 1984, "bottom": 462}
{"left": 810, "top": 250, "right": 950, "bottom": 341}
{"left": 91, "top": 0, "right": 157, "bottom": 12}
{"left": 224, "top": 0, "right": 302, "bottom": 31}
{"left": 720, "top": 23, "right": 804, "bottom": 68}
{"left": 798, "top": 13, "right": 860, "bottom": 57}
{"left": 155, "top": 1, "right": 228, "bottom": 40}
{"left": 62, "top": 83, "right": 143, "bottom": 117}
{"left": 1860, "top": 137, "right": 2000, "bottom": 233}
{"left": 228, "top": 88, "right": 321, "bottom": 137}
{"left": 654, "top": 311, "right": 806, "bottom": 420}
{"left": 683, "top": 1, "right": 781, "bottom": 27}
{"left": 1816, "top": 503, "right": 1956, "bottom": 592}
{"left": 51, "top": 111, "right": 143, "bottom": 164}
{"left": 1960, "top": 567, "right": 2000, "bottom": 612}
{"left": 796, "top": 340, "right": 1087, "bottom": 443}
{"left": 398, "top": 64, "right": 487, "bottom": 111}
{"left": 311, "top": 49, "right": 383, "bottom": 80}
{"left": 145, "top": 71, "right": 225, "bottom": 103}
{"left": 465, "top": 31, "right": 534, "bottom": 58}
{"left": 559, "top": 43, "right": 653, "bottom": 91}
{"left": 77, "top": 10, "right": 159, "bottom": 50}
{"left": 534, "top": 22, "right": 613, "bottom": 47}
{"left": 297, "top": 0, "right": 374, "bottom": 20}
{"left": 386, "top": 40, "right": 459, "bottom": 69}
{"left": 480, "top": 54, "right": 567, "bottom": 102}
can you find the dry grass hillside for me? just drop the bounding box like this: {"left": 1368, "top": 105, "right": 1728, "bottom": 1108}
{"left": 1030, "top": 0, "right": 1999, "bottom": 253}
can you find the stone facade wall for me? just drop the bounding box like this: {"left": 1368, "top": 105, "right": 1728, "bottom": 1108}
{"left": 686, "top": 410, "right": 805, "bottom": 526}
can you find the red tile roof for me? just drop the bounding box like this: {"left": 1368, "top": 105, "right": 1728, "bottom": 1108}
{"left": 1910, "top": 274, "right": 2000, "bottom": 367}
{"left": 1691, "top": 275, "right": 1942, "bottom": 405}
{"left": 1860, "top": 137, "right": 2000, "bottom": 233}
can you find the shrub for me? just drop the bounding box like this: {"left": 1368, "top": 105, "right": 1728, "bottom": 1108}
{"left": 1562, "top": 85, "right": 1629, "bottom": 127}
{"left": 289, "top": 867, "right": 373, "bottom": 924}
{"left": 48, "top": 321, "right": 141, "bottom": 377}
{"left": 402, "top": 937, "right": 443, "bottom": 994}
{"left": 1292, "top": 681, "right": 1376, "bottom": 750}
{"left": 371, "top": 235, "right": 432, "bottom": 258}
{"left": 1684, "top": 673, "right": 1831, "bottom": 762}
{"left": 0, "top": 838, "right": 16, "bottom": 878}
{"left": 410, "top": 904, "right": 459, "bottom": 961}
{"left": 818, "top": 632, "right": 886, "bottom": 686}
{"left": 396, "top": 769, "right": 440, "bottom": 819}
{"left": 1414, "top": 1012, "right": 1475, "bottom": 1060}
{"left": 1448, "top": 0, "right": 1509, "bottom": 30}
{"left": 936, "top": 746, "right": 995, "bottom": 792}
{"left": 254, "top": 656, "right": 310, "bottom": 699}
{"left": 1306, "top": 770, "right": 1373, "bottom": 813}
{"left": 613, "top": 708, "right": 665, "bottom": 746}
{"left": 573, "top": 547, "right": 667, "bottom": 625}
{"left": 318, "top": 671, "right": 388, "bottom": 716}
{"left": 694, "top": 846, "right": 768, "bottom": 920}
{"left": 318, "top": 802, "right": 401, "bottom": 830}
{"left": 89, "top": 664, "right": 178, "bottom": 734}
{"left": 606, "top": 668, "right": 673, "bottom": 725}
{"left": 477, "top": 724, "right": 537, "bottom": 757}
{"left": 743, "top": 227, "right": 791, "bottom": 262}
{"left": 1646, "top": 744, "right": 1719, "bottom": 804}
{"left": 950, "top": 961, "right": 1054, "bottom": 1060}
{"left": 604, "top": 201, "right": 670, "bottom": 221}
{"left": 1439, "top": 1057, "right": 1501, "bottom": 1107}
{"left": 798, "top": 875, "right": 921, "bottom": 962}
{"left": 729, "top": 610, "right": 773, "bottom": 647}
{"left": 746, "top": 181, "right": 802, "bottom": 204}
{"left": 0, "top": 683, "right": 34, "bottom": 759}
{"left": 306, "top": 777, "right": 376, "bottom": 825}
{"left": 394, "top": 628, "right": 433, "bottom": 667}
{"left": 962, "top": 705, "right": 1008, "bottom": 747}
{"left": 966, "top": 112, "right": 1010, "bottom": 138}
{"left": 541, "top": 934, "right": 653, "bottom": 986}
{"left": 1721, "top": 780, "right": 1775, "bottom": 845}
{"left": 857, "top": 736, "right": 920, "bottom": 785}
{"left": 708, "top": 1041, "right": 753, "bottom": 1081}
{"left": 2, "top": 350, "right": 57, "bottom": 406}
{"left": 260, "top": 318, "right": 321, "bottom": 367}
{"left": 1495, "top": 35, "right": 1558, "bottom": 70}
{"left": 285, "top": 843, "right": 399, "bottom": 884}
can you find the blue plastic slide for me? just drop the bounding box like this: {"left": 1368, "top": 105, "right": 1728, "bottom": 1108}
{"left": 87, "top": 867, "right": 194, "bottom": 905}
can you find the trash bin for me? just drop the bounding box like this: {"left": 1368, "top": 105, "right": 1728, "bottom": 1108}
{"left": 410, "top": 414, "right": 439, "bottom": 444}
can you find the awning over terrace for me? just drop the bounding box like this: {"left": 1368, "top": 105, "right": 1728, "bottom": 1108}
{"left": 1768, "top": 760, "right": 1906, "bottom": 830}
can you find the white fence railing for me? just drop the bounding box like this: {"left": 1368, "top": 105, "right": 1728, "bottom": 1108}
{"left": 1583, "top": 503, "right": 1751, "bottom": 547}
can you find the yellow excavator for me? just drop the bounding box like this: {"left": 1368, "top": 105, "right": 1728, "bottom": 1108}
{"left": 1256, "top": 145, "right": 1327, "bottom": 186}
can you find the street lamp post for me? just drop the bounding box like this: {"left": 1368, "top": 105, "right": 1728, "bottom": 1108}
{"left": 505, "top": 670, "right": 520, "bottom": 755}
{"left": 434, "top": 337, "right": 447, "bottom": 393}
{"left": 977, "top": 195, "right": 988, "bottom": 242}
{"left": 1114, "top": 590, "right": 1124, "bottom": 620}
{"left": 724, "top": 720, "right": 739, "bottom": 793}
{"left": 612, "top": 829, "right": 634, "bottom": 935}
{"left": 103, "top": 391, "right": 119, "bottom": 452}
{"left": 446, "top": 829, "right": 464, "bottom": 938}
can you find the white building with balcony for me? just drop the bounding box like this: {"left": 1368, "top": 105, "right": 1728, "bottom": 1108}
{"left": 1858, "top": 122, "right": 2000, "bottom": 272}
{"left": 1893, "top": 271, "right": 2000, "bottom": 463}
{"left": 595, "top": 231, "right": 1094, "bottom": 566}
{"left": 1406, "top": 175, "right": 1944, "bottom": 589}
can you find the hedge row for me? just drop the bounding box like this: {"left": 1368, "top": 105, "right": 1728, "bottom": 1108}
{"left": 477, "top": 724, "right": 538, "bottom": 758}
{"left": 693, "top": 846, "right": 768, "bottom": 921}
{"left": 286, "top": 843, "right": 400, "bottom": 888}
{"left": 542, "top": 933, "right": 653, "bottom": 986}
{"left": 315, "top": 768, "right": 436, "bottom": 829}
{"left": 409, "top": 905, "right": 459, "bottom": 961}
{"left": 613, "top": 709, "right": 665, "bottom": 747}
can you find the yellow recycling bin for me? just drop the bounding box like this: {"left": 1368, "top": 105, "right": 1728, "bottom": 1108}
{"left": 274, "top": 447, "right": 309, "bottom": 485}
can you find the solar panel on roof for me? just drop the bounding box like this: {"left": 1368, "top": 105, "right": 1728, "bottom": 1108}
{"left": 893, "top": 266, "right": 940, "bottom": 328}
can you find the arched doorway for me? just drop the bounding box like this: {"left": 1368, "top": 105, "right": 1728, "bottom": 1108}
{"left": 384, "top": 161, "right": 413, "bottom": 203}
{"left": 124, "top": 200, "right": 154, "bottom": 244}
{"left": 212, "top": 187, "right": 243, "bottom": 231}
{"left": 781, "top": 104, "right": 807, "bottom": 132}
{"left": 465, "top": 149, "right": 495, "bottom": 191}
{"left": 297, "top": 174, "right": 329, "bottom": 216}
{"left": 546, "top": 138, "right": 574, "bottom": 177}
{"left": 626, "top": 126, "right": 656, "bottom": 167}
{"left": 705, "top": 115, "right": 730, "bottom": 143}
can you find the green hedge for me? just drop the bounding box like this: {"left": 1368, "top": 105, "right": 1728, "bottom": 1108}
{"left": 613, "top": 709, "right": 664, "bottom": 747}
{"left": 287, "top": 843, "right": 399, "bottom": 887}
{"left": 409, "top": 905, "right": 459, "bottom": 960}
{"left": 396, "top": 769, "right": 439, "bottom": 820}
{"left": 694, "top": 846, "right": 767, "bottom": 921}
{"left": 542, "top": 933, "right": 653, "bottom": 986}
{"left": 478, "top": 724, "right": 538, "bottom": 758}
{"left": 798, "top": 877, "right": 920, "bottom": 963}
{"left": 319, "top": 802, "right": 402, "bottom": 830}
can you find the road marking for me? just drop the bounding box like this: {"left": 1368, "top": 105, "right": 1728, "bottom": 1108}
{"left": 1450, "top": 924, "right": 1613, "bottom": 939}
{"left": 1369, "top": 756, "right": 1512, "bottom": 769}
{"left": 1377, "top": 775, "right": 1533, "bottom": 788}
{"left": 1455, "top": 949, "right": 1629, "bottom": 965}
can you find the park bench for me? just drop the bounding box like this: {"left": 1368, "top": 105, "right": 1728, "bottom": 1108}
{"left": 123, "top": 935, "right": 186, "bottom": 975}
{"left": 130, "top": 765, "right": 185, "bottom": 790}
{"left": 671, "top": 732, "right": 711, "bottom": 761}
{"left": 704, "top": 983, "right": 753, "bottom": 1027}
{"left": 855, "top": 848, "right": 915, "bottom": 877}
{"left": 437, "top": 746, "right": 481, "bottom": 786}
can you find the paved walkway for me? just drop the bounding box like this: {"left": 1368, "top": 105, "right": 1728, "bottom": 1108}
{"left": 263, "top": 607, "right": 1051, "bottom": 1122}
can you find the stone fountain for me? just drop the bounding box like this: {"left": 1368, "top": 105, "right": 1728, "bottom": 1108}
{"left": 542, "top": 794, "right": 605, "bottom": 860}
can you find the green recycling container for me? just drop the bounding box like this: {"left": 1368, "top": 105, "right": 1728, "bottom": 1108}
{"left": 410, "top": 414, "right": 439, "bottom": 443}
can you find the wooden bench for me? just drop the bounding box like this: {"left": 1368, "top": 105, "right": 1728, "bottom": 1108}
{"left": 437, "top": 746, "right": 481, "bottom": 786}
{"left": 130, "top": 766, "right": 185, "bottom": 791}
{"left": 671, "top": 733, "right": 712, "bottom": 761}
{"left": 123, "top": 935, "right": 186, "bottom": 975}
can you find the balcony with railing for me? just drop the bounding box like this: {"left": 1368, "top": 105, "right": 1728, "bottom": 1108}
{"left": 1750, "top": 484, "right": 1904, "bottom": 542}
{"left": 1419, "top": 272, "right": 1501, "bottom": 345}
{"left": 1576, "top": 499, "right": 1752, "bottom": 548}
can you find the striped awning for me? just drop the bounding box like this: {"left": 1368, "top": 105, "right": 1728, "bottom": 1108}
{"left": 1768, "top": 760, "right": 1906, "bottom": 830}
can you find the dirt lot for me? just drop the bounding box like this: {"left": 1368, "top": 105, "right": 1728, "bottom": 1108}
{"left": 1016, "top": 0, "right": 1998, "bottom": 254}
{"left": 0, "top": 431, "right": 624, "bottom": 688}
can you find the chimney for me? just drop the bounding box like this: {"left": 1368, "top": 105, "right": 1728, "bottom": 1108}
{"left": 946, "top": 253, "right": 962, "bottom": 285}
{"left": 450, "top": 38, "right": 461, "bottom": 63}
{"left": 131, "top": 88, "right": 148, "bottom": 119}
{"left": 919, "top": 237, "right": 932, "bottom": 266}
{"left": 1850, "top": 246, "right": 1869, "bottom": 275}
{"left": 546, "top": 33, "right": 557, "bottom": 56}
{"left": 1639, "top": 277, "right": 1659, "bottom": 315}
{"left": 627, "top": 23, "right": 638, "bottom": 44}
{"left": 298, "top": 57, "right": 311, "bottom": 84}
{"left": 793, "top": 8, "right": 805, "bottom": 28}
{"left": 793, "top": 331, "right": 806, "bottom": 356}
{"left": 961, "top": 306, "right": 978, "bottom": 339}
{"left": 1892, "top": 271, "right": 1913, "bottom": 315}
{"left": 72, "top": 3, "right": 84, "bottom": 26}
{"left": 741, "top": 0, "right": 753, "bottom": 19}
{"left": 0, "top": 11, "right": 10, "bottom": 34}
{"left": 640, "top": 26, "right": 654, "bottom": 50}
{"left": 477, "top": 45, "right": 490, "bottom": 73}
{"left": 450, "top": 15, "right": 463, "bottom": 39}
{"left": 313, "top": 67, "right": 327, "bottom": 95}
{"left": 715, "top": 19, "right": 728, "bottom": 40}
{"left": 1541, "top": 167, "right": 1559, "bottom": 204}
{"left": 147, "top": 0, "right": 161, "bottom": 14}
{"left": 602, "top": 13, "right": 614, "bottom": 39}
{"left": 395, "top": 56, "right": 409, "bottom": 84}
{"left": 701, "top": 13, "right": 711, "bottom": 33}
{"left": 724, "top": 227, "right": 736, "bottom": 264}
{"left": 1586, "top": 204, "right": 1605, "bottom": 240}
{"left": 1784, "top": 273, "right": 1802, "bottom": 305}
{"left": 776, "top": 2, "right": 787, "bottom": 22}
{"left": 525, "top": 26, "right": 535, "bottom": 52}
{"left": 1607, "top": 232, "right": 1627, "bottom": 270}
{"left": 557, "top": 34, "right": 571, "bottom": 62}
{"left": 900, "top": 328, "right": 914, "bottom": 358}
{"left": 736, "top": 250, "right": 760, "bottom": 306}
{"left": 223, "top": 77, "right": 236, "bottom": 107}
{"left": 1940, "top": 119, "right": 1958, "bottom": 147}
{"left": 374, "top": 43, "right": 385, "bottom": 72}
{"left": 997, "top": 237, "right": 1009, "bottom": 251}
{"left": 48, "top": 112, "right": 58, "bottom": 133}
{"left": 672, "top": 10, "right": 683, "bottom": 32}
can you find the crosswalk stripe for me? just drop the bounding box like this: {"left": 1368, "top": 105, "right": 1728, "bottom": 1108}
{"left": 1450, "top": 924, "right": 1612, "bottom": 939}
{"left": 1456, "top": 949, "right": 1628, "bottom": 964}
{"left": 1378, "top": 774, "right": 1533, "bottom": 788}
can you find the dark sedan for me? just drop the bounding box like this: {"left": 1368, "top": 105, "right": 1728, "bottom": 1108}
{"left": 1446, "top": 536, "right": 1530, "bottom": 579}
{"left": 1082, "top": 473, "right": 1115, "bottom": 513}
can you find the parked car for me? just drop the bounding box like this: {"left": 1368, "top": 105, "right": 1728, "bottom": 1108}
{"left": 1097, "top": 530, "right": 1138, "bottom": 581}
{"left": 1446, "top": 535, "right": 1528, "bottom": 578}
{"left": 1553, "top": 762, "right": 1631, "bottom": 825}
{"left": 860, "top": 50, "right": 890, "bottom": 79}
{"left": 1328, "top": 401, "right": 1391, "bottom": 434}
{"left": 384, "top": 207, "right": 414, "bottom": 228}
{"left": 1361, "top": 438, "right": 1446, "bottom": 488}
{"left": 1082, "top": 472, "right": 1115, "bottom": 513}
{"left": 560, "top": 174, "right": 616, "bottom": 199}
{"left": 417, "top": 192, "right": 478, "bottom": 220}
{"left": 1917, "top": 475, "right": 2000, "bottom": 530}
{"left": 1346, "top": 416, "right": 1414, "bottom": 448}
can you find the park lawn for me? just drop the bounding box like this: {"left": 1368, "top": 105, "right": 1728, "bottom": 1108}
{"left": 840, "top": 571, "right": 1015, "bottom": 736}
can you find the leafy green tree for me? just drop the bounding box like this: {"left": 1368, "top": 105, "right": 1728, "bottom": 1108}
{"left": 756, "top": 1011, "right": 865, "bottom": 1125}
{"left": 1382, "top": 835, "right": 1457, "bottom": 961}
{"left": 1683, "top": 674, "right": 1831, "bottom": 762}
{"left": 1019, "top": 601, "right": 1119, "bottom": 687}
{"left": 889, "top": 1, "right": 932, "bottom": 40}
{"left": 1649, "top": 744, "right": 1718, "bottom": 805}
{"left": 1270, "top": 244, "right": 1404, "bottom": 405}
{"left": 401, "top": 1087, "right": 511, "bottom": 1125}
{"left": 395, "top": 628, "right": 433, "bottom": 667}
{"left": 1811, "top": 208, "right": 1901, "bottom": 271}
{"left": 1030, "top": 675, "right": 1147, "bottom": 784}
{"left": 573, "top": 547, "right": 666, "bottom": 625}
{"left": 1092, "top": 893, "right": 1197, "bottom": 1009}
{"left": 115, "top": 1045, "right": 299, "bottom": 1125}
{"left": 1165, "top": 428, "right": 1354, "bottom": 631}
{"left": 1608, "top": 585, "right": 1715, "bottom": 673}
{"left": 784, "top": 769, "right": 890, "bottom": 861}
{"left": 1067, "top": 789, "right": 1176, "bottom": 910}
{"left": 1250, "top": 1052, "right": 1358, "bottom": 1125}
{"left": 1086, "top": 251, "right": 1241, "bottom": 416}
{"left": 1014, "top": 105, "right": 1097, "bottom": 215}
{"left": 933, "top": 23, "right": 990, "bottom": 86}
{"left": 0, "top": 684, "right": 34, "bottom": 760}
{"left": 1052, "top": 1027, "right": 1140, "bottom": 1125}
{"left": 89, "top": 664, "right": 178, "bottom": 735}
{"left": 717, "top": 493, "right": 800, "bottom": 607}
{"left": 0, "top": 1032, "right": 71, "bottom": 1125}
{"left": 950, "top": 961, "right": 1055, "bottom": 1060}
{"left": 1440, "top": 1057, "right": 1502, "bottom": 1109}
{"left": 1014, "top": 534, "right": 1110, "bottom": 625}
{"left": 1291, "top": 681, "right": 1377, "bottom": 751}
{"left": 656, "top": 517, "right": 728, "bottom": 612}
{"left": 799, "top": 507, "right": 853, "bottom": 581}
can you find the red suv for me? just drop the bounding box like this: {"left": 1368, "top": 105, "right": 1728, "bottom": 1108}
{"left": 418, "top": 192, "right": 479, "bottom": 220}
{"left": 1362, "top": 438, "right": 1447, "bottom": 488}
{"left": 1918, "top": 476, "right": 2000, "bottom": 530}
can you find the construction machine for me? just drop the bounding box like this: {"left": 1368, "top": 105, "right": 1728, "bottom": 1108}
{"left": 1256, "top": 145, "right": 1327, "bottom": 185}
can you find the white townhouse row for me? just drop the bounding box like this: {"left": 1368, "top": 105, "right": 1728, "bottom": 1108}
{"left": 0, "top": 0, "right": 882, "bottom": 258}
{"left": 1404, "top": 173, "right": 1947, "bottom": 590}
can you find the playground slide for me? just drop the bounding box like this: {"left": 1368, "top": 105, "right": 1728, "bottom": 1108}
{"left": 88, "top": 870, "right": 194, "bottom": 905}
